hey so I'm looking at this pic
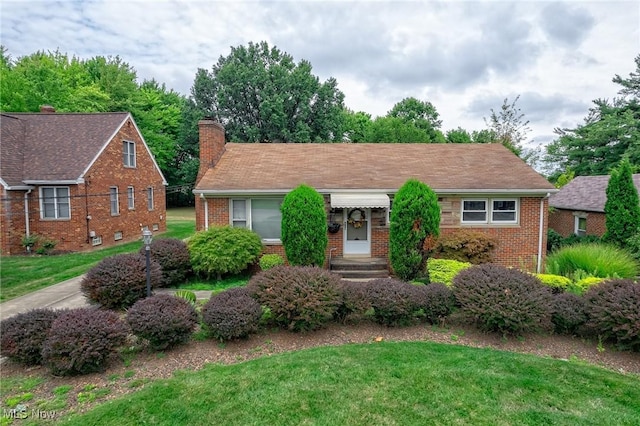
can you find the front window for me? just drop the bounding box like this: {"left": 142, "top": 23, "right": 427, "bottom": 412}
{"left": 110, "top": 187, "right": 119, "bottom": 216}
{"left": 462, "top": 198, "right": 519, "bottom": 224}
{"left": 123, "top": 140, "right": 136, "bottom": 167}
{"left": 147, "top": 187, "right": 154, "bottom": 211}
{"left": 41, "top": 187, "right": 70, "bottom": 219}
{"left": 231, "top": 198, "right": 282, "bottom": 241}
{"left": 127, "top": 186, "right": 135, "bottom": 210}
{"left": 575, "top": 216, "right": 587, "bottom": 236}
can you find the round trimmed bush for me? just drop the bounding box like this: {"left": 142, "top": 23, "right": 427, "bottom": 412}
{"left": 81, "top": 253, "right": 163, "bottom": 310}
{"left": 202, "top": 287, "right": 262, "bottom": 341}
{"left": 413, "top": 283, "right": 456, "bottom": 324}
{"left": 139, "top": 238, "right": 192, "bottom": 287}
{"left": 42, "top": 308, "right": 128, "bottom": 375}
{"left": 259, "top": 253, "right": 285, "bottom": 270}
{"left": 551, "top": 293, "right": 588, "bottom": 335}
{"left": 247, "top": 266, "right": 341, "bottom": 331}
{"left": 335, "top": 280, "right": 371, "bottom": 323}
{"left": 363, "top": 278, "right": 421, "bottom": 326}
{"left": 188, "top": 226, "right": 263, "bottom": 279}
{"left": 584, "top": 279, "right": 640, "bottom": 351}
{"left": 433, "top": 229, "right": 497, "bottom": 264}
{"left": 427, "top": 258, "right": 472, "bottom": 287}
{"left": 452, "top": 264, "right": 553, "bottom": 335}
{"left": 0, "top": 308, "right": 66, "bottom": 365}
{"left": 126, "top": 294, "right": 199, "bottom": 350}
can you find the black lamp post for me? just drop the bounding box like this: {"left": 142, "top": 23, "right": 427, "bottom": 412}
{"left": 142, "top": 229, "right": 153, "bottom": 297}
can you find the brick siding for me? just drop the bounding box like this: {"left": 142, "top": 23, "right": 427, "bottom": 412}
{"left": 549, "top": 209, "right": 606, "bottom": 237}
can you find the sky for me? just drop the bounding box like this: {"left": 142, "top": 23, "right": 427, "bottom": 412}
{"left": 1, "top": 0, "right": 638, "bottom": 148}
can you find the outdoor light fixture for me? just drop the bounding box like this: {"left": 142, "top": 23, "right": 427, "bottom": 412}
{"left": 142, "top": 229, "right": 153, "bottom": 297}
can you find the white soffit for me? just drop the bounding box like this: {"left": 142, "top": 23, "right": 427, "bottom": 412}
{"left": 330, "top": 193, "right": 390, "bottom": 209}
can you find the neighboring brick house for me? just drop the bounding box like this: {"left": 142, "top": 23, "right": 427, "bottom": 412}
{"left": 549, "top": 174, "right": 640, "bottom": 238}
{"left": 0, "top": 108, "right": 167, "bottom": 255}
{"left": 193, "top": 120, "right": 557, "bottom": 272}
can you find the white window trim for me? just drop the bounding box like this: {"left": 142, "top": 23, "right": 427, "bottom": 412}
{"left": 123, "top": 140, "right": 136, "bottom": 168}
{"left": 461, "top": 198, "right": 489, "bottom": 224}
{"left": 574, "top": 214, "right": 587, "bottom": 236}
{"left": 40, "top": 186, "right": 71, "bottom": 219}
{"left": 147, "top": 187, "right": 154, "bottom": 211}
{"left": 127, "top": 186, "right": 135, "bottom": 210}
{"left": 491, "top": 198, "right": 519, "bottom": 224}
{"left": 230, "top": 198, "right": 282, "bottom": 243}
{"left": 461, "top": 198, "right": 519, "bottom": 225}
{"left": 110, "top": 186, "right": 120, "bottom": 216}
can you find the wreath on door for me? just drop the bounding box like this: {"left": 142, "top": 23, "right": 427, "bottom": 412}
{"left": 347, "top": 209, "right": 366, "bottom": 229}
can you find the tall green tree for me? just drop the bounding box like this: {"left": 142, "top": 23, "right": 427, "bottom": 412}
{"left": 603, "top": 157, "right": 640, "bottom": 247}
{"left": 545, "top": 55, "right": 640, "bottom": 177}
{"left": 389, "top": 179, "right": 440, "bottom": 281}
{"left": 281, "top": 184, "right": 328, "bottom": 266}
{"left": 190, "top": 41, "right": 345, "bottom": 143}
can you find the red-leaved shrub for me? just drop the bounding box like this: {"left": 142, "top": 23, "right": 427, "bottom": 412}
{"left": 201, "top": 287, "right": 262, "bottom": 341}
{"left": 0, "top": 308, "right": 66, "bottom": 365}
{"left": 139, "top": 238, "right": 192, "bottom": 287}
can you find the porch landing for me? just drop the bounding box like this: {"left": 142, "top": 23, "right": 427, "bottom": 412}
{"left": 329, "top": 257, "right": 389, "bottom": 279}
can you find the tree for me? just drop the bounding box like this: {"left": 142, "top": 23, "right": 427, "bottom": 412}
{"left": 366, "top": 116, "right": 440, "bottom": 143}
{"left": 341, "top": 109, "right": 372, "bottom": 142}
{"left": 281, "top": 184, "right": 328, "bottom": 266}
{"left": 545, "top": 56, "right": 640, "bottom": 177}
{"left": 445, "top": 127, "right": 472, "bottom": 143}
{"left": 385, "top": 97, "right": 445, "bottom": 142}
{"left": 603, "top": 157, "right": 640, "bottom": 247}
{"left": 484, "top": 95, "right": 531, "bottom": 156}
{"left": 190, "top": 41, "right": 345, "bottom": 143}
{"left": 389, "top": 179, "right": 441, "bottom": 281}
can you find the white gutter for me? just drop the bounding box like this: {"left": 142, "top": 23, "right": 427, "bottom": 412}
{"left": 537, "top": 193, "right": 551, "bottom": 274}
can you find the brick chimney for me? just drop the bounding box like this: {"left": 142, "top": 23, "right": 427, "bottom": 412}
{"left": 40, "top": 105, "right": 56, "bottom": 113}
{"left": 196, "top": 119, "right": 226, "bottom": 185}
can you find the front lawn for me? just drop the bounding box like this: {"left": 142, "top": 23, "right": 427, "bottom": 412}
{"left": 59, "top": 341, "right": 640, "bottom": 425}
{"left": 0, "top": 210, "right": 195, "bottom": 302}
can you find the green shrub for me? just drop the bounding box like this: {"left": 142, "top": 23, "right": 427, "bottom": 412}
{"left": 433, "top": 229, "right": 496, "bottom": 264}
{"left": 188, "top": 226, "right": 263, "bottom": 279}
{"left": 201, "top": 287, "right": 262, "bottom": 341}
{"left": 551, "top": 293, "right": 588, "bottom": 335}
{"left": 139, "top": 238, "right": 192, "bottom": 287}
{"left": 427, "top": 258, "right": 472, "bottom": 286}
{"left": 584, "top": 279, "right": 640, "bottom": 351}
{"left": 126, "top": 294, "right": 199, "bottom": 350}
{"left": 626, "top": 232, "right": 640, "bottom": 261}
{"left": 572, "top": 276, "right": 606, "bottom": 295}
{"left": 42, "top": 308, "right": 128, "bottom": 375}
{"left": 363, "top": 278, "right": 421, "bottom": 326}
{"left": 452, "top": 264, "right": 553, "bottom": 335}
{"left": 259, "top": 253, "right": 285, "bottom": 270}
{"left": 413, "top": 283, "right": 456, "bottom": 324}
{"left": 247, "top": 266, "right": 341, "bottom": 331}
{"left": 603, "top": 157, "right": 640, "bottom": 247}
{"left": 545, "top": 243, "right": 638, "bottom": 279}
{"left": 0, "top": 308, "right": 66, "bottom": 365}
{"left": 389, "top": 179, "right": 440, "bottom": 281}
{"left": 536, "top": 273, "right": 573, "bottom": 294}
{"left": 281, "top": 184, "right": 328, "bottom": 266}
{"left": 81, "top": 253, "right": 163, "bottom": 310}
{"left": 547, "top": 229, "right": 564, "bottom": 253}
{"left": 335, "top": 280, "right": 371, "bottom": 323}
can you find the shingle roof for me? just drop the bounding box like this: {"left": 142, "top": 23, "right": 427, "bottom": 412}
{"left": 194, "top": 143, "right": 555, "bottom": 194}
{"left": 0, "top": 112, "right": 129, "bottom": 187}
{"left": 549, "top": 174, "right": 640, "bottom": 212}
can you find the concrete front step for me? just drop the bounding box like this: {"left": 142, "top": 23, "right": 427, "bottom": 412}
{"left": 333, "top": 269, "right": 390, "bottom": 279}
{"left": 330, "top": 257, "right": 389, "bottom": 279}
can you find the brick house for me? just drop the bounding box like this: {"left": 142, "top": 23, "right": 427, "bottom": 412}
{"left": 549, "top": 174, "right": 640, "bottom": 238}
{"left": 0, "top": 108, "right": 167, "bottom": 255}
{"left": 193, "top": 120, "right": 557, "bottom": 273}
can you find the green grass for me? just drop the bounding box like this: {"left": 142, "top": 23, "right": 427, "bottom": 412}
{"left": 0, "top": 209, "right": 195, "bottom": 302}
{"left": 546, "top": 242, "right": 639, "bottom": 280}
{"left": 178, "top": 273, "right": 250, "bottom": 293}
{"left": 59, "top": 341, "right": 640, "bottom": 425}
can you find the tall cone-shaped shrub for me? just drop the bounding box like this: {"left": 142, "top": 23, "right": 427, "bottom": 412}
{"left": 281, "top": 184, "right": 328, "bottom": 266}
{"left": 390, "top": 179, "right": 440, "bottom": 281}
{"left": 604, "top": 157, "right": 640, "bottom": 247}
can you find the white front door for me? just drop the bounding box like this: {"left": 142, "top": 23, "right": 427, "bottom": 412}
{"left": 343, "top": 208, "right": 371, "bottom": 256}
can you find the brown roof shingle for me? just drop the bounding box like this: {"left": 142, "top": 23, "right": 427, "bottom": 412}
{"left": 1, "top": 112, "right": 129, "bottom": 186}
{"left": 549, "top": 174, "right": 640, "bottom": 212}
{"left": 194, "top": 143, "right": 555, "bottom": 194}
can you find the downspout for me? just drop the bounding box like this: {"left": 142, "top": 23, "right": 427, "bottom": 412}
{"left": 537, "top": 193, "right": 551, "bottom": 274}
{"left": 84, "top": 179, "right": 91, "bottom": 243}
{"left": 201, "top": 193, "right": 209, "bottom": 230}
{"left": 24, "top": 189, "right": 32, "bottom": 253}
